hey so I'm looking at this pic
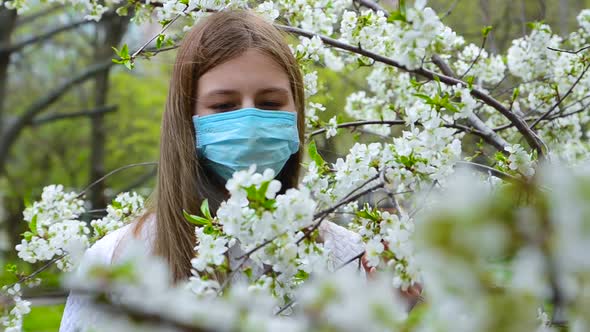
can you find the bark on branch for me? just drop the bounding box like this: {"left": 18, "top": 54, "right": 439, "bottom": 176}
{"left": 31, "top": 105, "right": 118, "bottom": 126}
{"left": 0, "top": 60, "right": 114, "bottom": 174}
{"left": 0, "top": 18, "right": 95, "bottom": 55}
{"left": 276, "top": 24, "right": 546, "bottom": 156}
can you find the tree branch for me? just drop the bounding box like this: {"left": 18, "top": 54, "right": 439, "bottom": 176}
{"left": 15, "top": 4, "right": 64, "bottom": 27}
{"left": 0, "top": 60, "right": 114, "bottom": 174}
{"left": 277, "top": 24, "right": 545, "bottom": 156}
{"left": 431, "top": 54, "right": 510, "bottom": 152}
{"left": 31, "top": 105, "right": 118, "bottom": 126}
{"left": 454, "top": 160, "right": 523, "bottom": 183}
{"left": 306, "top": 119, "right": 487, "bottom": 140}
{"left": 0, "top": 18, "right": 95, "bottom": 55}
{"left": 352, "top": 0, "right": 387, "bottom": 12}
{"left": 77, "top": 161, "right": 158, "bottom": 199}
{"left": 529, "top": 63, "right": 590, "bottom": 130}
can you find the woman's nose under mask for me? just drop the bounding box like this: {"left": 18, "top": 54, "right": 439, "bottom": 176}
{"left": 193, "top": 108, "right": 300, "bottom": 181}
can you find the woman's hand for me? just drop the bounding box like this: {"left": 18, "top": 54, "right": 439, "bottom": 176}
{"left": 361, "top": 250, "right": 423, "bottom": 309}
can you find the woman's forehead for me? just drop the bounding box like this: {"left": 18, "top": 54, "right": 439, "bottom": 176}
{"left": 197, "top": 49, "right": 291, "bottom": 97}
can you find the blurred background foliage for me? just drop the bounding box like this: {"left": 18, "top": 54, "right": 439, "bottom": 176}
{"left": 0, "top": 0, "right": 589, "bottom": 329}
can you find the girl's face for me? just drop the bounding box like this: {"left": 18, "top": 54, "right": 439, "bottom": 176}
{"left": 194, "top": 49, "right": 296, "bottom": 116}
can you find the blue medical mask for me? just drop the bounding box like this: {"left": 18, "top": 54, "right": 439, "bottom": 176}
{"left": 193, "top": 108, "right": 300, "bottom": 181}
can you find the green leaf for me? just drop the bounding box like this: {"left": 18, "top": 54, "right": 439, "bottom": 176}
{"left": 245, "top": 185, "right": 259, "bottom": 202}
{"left": 5, "top": 264, "right": 17, "bottom": 274}
{"left": 481, "top": 25, "right": 493, "bottom": 37}
{"left": 23, "top": 195, "right": 31, "bottom": 208}
{"left": 111, "top": 200, "right": 122, "bottom": 210}
{"left": 165, "top": 36, "right": 175, "bottom": 47}
{"left": 258, "top": 181, "right": 270, "bottom": 201}
{"left": 386, "top": 11, "right": 406, "bottom": 23}
{"left": 261, "top": 199, "right": 277, "bottom": 211}
{"left": 183, "top": 209, "right": 211, "bottom": 226}
{"left": 441, "top": 100, "right": 460, "bottom": 113}
{"left": 294, "top": 269, "right": 309, "bottom": 282}
{"left": 308, "top": 140, "right": 326, "bottom": 168}
{"left": 202, "top": 224, "right": 220, "bottom": 235}
{"left": 200, "top": 199, "right": 212, "bottom": 220}
{"left": 117, "top": 44, "right": 129, "bottom": 58}
{"left": 123, "top": 60, "right": 134, "bottom": 70}
{"left": 512, "top": 88, "right": 520, "bottom": 100}
{"left": 413, "top": 93, "right": 435, "bottom": 104}
{"left": 29, "top": 214, "right": 38, "bottom": 234}
{"left": 156, "top": 34, "right": 165, "bottom": 49}
{"left": 22, "top": 231, "right": 34, "bottom": 241}
{"left": 111, "top": 44, "right": 134, "bottom": 70}
{"left": 243, "top": 267, "right": 253, "bottom": 279}
{"left": 465, "top": 75, "right": 475, "bottom": 88}
{"left": 495, "top": 151, "right": 509, "bottom": 164}
{"left": 115, "top": 6, "right": 128, "bottom": 16}
{"left": 111, "top": 46, "right": 120, "bottom": 57}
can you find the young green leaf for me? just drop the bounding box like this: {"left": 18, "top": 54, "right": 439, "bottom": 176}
{"left": 200, "top": 199, "right": 212, "bottom": 220}
{"left": 308, "top": 140, "right": 326, "bottom": 168}
{"left": 183, "top": 209, "right": 211, "bottom": 226}
{"left": 156, "top": 34, "right": 165, "bottom": 49}
{"left": 28, "top": 214, "right": 38, "bottom": 234}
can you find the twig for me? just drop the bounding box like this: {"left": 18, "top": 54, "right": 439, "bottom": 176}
{"left": 454, "top": 161, "right": 522, "bottom": 183}
{"left": 529, "top": 63, "right": 590, "bottom": 130}
{"left": 459, "top": 32, "right": 488, "bottom": 79}
{"left": 5, "top": 255, "right": 65, "bottom": 290}
{"left": 441, "top": 0, "right": 461, "bottom": 19}
{"left": 78, "top": 161, "right": 158, "bottom": 198}
{"left": 494, "top": 107, "right": 586, "bottom": 132}
{"left": 338, "top": 173, "right": 381, "bottom": 203}
{"left": 547, "top": 45, "right": 590, "bottom": 54}
{"left": 352, "top": 0, "right": 387, "bottom": 13}
{"left": 409, "top": 180, "right": 438, "bottom": 218}
{"left": 130, "top": 11, "right": 184, "bottom": 63}
{"left": 306, "top": 119, "right": 487, "bottom": 140}
{"left": 275, "top": 250, "right": 367, "bottom": 316}
{"left": 335, "top": 251, "right": 365, "bottom": 271}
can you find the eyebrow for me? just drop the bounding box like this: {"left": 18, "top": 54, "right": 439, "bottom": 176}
{"left": 201, "top": 87, "right": 290, "bottom": 98}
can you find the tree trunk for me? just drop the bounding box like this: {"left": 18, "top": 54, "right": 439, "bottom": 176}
{"left": 88, "top": 12, "right": 129, "bottom": 209}
{"left": 559, "top": 0, "right": 569, "bottom": 36}
{"left": 0, "top": 8, "right": 18, "bottom": 136}
{"left": 478, "top": 0, "right": 499, "bottom": 53}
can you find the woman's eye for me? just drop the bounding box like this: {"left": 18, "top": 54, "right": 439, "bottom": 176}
{"left": 259, "top": 101, "right": 282, "bottom": 109}
{"left": 211, "top": 103, "right": 236, "bottom": 110}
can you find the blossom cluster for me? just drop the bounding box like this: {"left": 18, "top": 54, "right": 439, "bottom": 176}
{"left": 2, "top": 185, "right": 144, "bottom": 331}
{"left": 189, "top": 166, "right": 327, "bottom": 302}
{"left": 15, "top": 185, "right": 88, "bottom": 271}
{"left": 90, "top": 191, "right": 145, "bottom": 240}
{"left": 63, "top": 237, "right": 408, "bottom": 332}
{"left": 26, "top": 159, "right": 590, "bottom": 332}
{"left": 2, "top": 0, "right": 590, "bottom": 330}
{"left": 0, "top": 284, "right": 30, "bottom": 332}
{"left": 349, "top": 204, "right": 420, "bottom": 291}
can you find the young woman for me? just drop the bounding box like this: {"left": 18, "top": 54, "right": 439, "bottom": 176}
{"left": 59, "top": 10, "right": 370, "bottom": 332}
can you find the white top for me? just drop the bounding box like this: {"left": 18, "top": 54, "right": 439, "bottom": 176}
{"left": 58, "top": 215, "right": 365, "bottom": 332}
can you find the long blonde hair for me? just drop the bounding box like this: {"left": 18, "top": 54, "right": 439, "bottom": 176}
{"left": 135, "top": 10, "right": 306, "bottom": 283}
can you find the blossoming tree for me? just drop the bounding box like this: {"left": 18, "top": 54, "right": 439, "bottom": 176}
{"left": 1, "top": 0, "right": 590, "bottom": 331}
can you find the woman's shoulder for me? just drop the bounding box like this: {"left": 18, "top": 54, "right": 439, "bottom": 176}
{"left": 82, "top": 223, "right": 134, "bottom": 266}
{"left": 82, "top": 212, "right": 157, "bottom": 266}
